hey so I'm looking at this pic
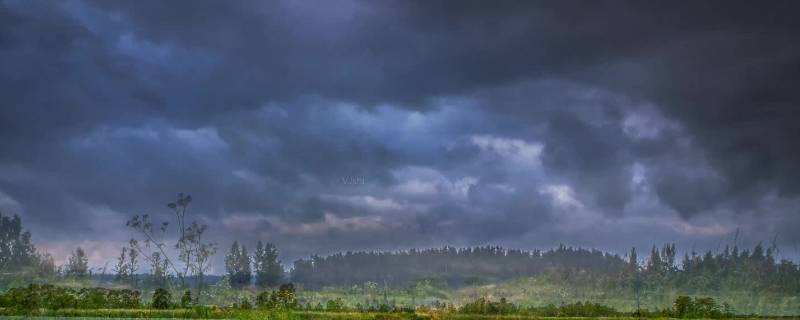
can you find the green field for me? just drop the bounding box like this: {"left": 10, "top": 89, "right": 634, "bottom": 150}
{"left": 294, "top": 277, "right": 800, "bottom": 316}
{"left": 1, "top": 312, "right": 798, "bottom": 320}
{"left": 4, "top": 275, "right": 799, "bottom": 319}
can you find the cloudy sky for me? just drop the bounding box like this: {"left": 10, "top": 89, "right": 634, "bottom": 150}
{"left": 2, "top": 0, "right": 800, "bottom": 272}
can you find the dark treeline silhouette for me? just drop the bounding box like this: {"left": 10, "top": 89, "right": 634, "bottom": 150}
{"left": 640, "top": 243, "right": 800, "bottom": 294}
{"left": 0, "top": 212, "right": 57, "bottom": 280}
{"left": 224, "top": 240, "right": 284, "bottom": 288}
{"left": 289, "top": 245, "right": 626, "bottom": 288}
{"left": 287, "top": 243, "right": 800, "bottom": 295}
{"left": 3, "top": 211, "right": 800, "bottom": 298}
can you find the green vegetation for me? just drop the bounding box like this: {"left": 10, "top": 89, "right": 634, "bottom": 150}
{"left": 254, "top": 241, "right": 286, "bottom": 288}
{"left": 459, "top": 298, "right": 620, "bottom": 317}
{"left": 0, "top": 284, "right": 789, "bottom": 320}
{"left": 0, "top": 285, "right": 141, "bottom": 311}
{"left": 151, "top": 288, "right": 172, "bottom": 309}
{"left": 256, "top": 284, "right": 298, "bottom": 309}
{"left": 1, "top": 196, "right": 799, "bottom": 318}
{"left": 0, "top": 307, "right": 230, "bottom": 319}
{"left": 453, "top": 296, "right": 736, "bottom": 318}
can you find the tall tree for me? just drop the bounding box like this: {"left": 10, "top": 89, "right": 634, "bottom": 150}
{"left": 628, "top": 247, "right": 638, "bottom": 272}
{"left": 181, "top": 221, "right": 217, "bottom": 297}
{"left": 114, "top": 247, "right": 129, "bottom": 282}
{"left": 226, "top": 241, "right": 241, "bottom": 286}
{"left": 0, "top": 212, "right": 37, "bottom": 272}
{"left": 627, "top": 247, "right": 642, "bottom": 315}
{"left": 127, "top": 244, "right": 139, "bottom": 284}
{"left": 36, "top": 252, "right": 56, "bottom": 277}
{"left": 150, "top": 252, "right": 169, "bottom": 287}
{"left": 255, "top": 241, "right": 284, "bottom": 287}
{"left": 114, "top": 243, "right": 140, "bottom": 284}
{"left": 239, "top": 244, "right": 252, "bottom": 286}
{"left": 225, "top": 241, "right": 252, "bottom": 288}
{"left": 66, "top": 247, "right": 89, "bottom": 279}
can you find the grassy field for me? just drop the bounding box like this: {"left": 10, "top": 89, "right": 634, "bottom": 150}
{"left": 0, "top": 308, "right": 230, "bottom": 318}
{"left": 3, "top": 276, "right": 798, "bottom": 318}
{"left": 2, "top": 311, "right": 798, "bottom": 320}
{"left": 450, "top": 278, "right": 800, "bottom": 315}
{"left": 293, "top": 277, "right": 800, "bottom": 316}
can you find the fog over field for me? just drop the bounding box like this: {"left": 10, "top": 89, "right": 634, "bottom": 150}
{"left": 1, "top": 0, "right": 800, "bottom": 274}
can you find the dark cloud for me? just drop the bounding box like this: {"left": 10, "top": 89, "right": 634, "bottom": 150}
{"left": 1, "top": 0, "right": 800, "bottom": 267}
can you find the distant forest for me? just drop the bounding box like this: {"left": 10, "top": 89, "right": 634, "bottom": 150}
{"left": 289, "top": 243, "right": 800, "bottom": 294}
{"left": 290, "top": 245, "right": 625, "bottom": 288}
{"left": 2, "top": 211, "right": 799, "bottom": 297}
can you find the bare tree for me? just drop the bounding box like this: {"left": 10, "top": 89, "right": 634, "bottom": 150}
{"left": 168, "top": 193, "right": 192, "bottom": 281}
{"left": 179, "top": 221, "right": 217, "bottom": 298}
{"left": 126, "top": 193, "right": 216, "bottom": 296}
{"left": 150, "top": 252, "right": 170, "bottom": 287}
{"left": 127, "top": 215, "right": 184, "bottom": 286}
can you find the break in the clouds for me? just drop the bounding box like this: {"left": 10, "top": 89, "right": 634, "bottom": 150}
{"left": 2, "top": 0, "right": 800, "bottom": 271}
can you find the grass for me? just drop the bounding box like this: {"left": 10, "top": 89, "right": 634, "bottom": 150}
{"left": 295, "top": 277, "right": 800, "bottom": 316}
{"left": 242, "top": 310, "right": 800, "bottom": 320}
{"left": 451, "top": 277, "right": 800, "bottom": 316}
{"left": 3, "top": 276, "right": 799, "bottom": 318}
{"left": 1, "top": 309, "right": 798, "bottom": 320}
{"left": 0, "top": 307, "right": 231, "bottom": 319}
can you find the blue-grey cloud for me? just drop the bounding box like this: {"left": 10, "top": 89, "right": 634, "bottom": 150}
{"left": 1, "top": 0, "right": 800, "bottom": 268}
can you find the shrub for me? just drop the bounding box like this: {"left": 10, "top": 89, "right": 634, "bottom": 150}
{"left": 459, "top": 297, "right": 517, "bottom": 315}
{"left": 326, "top": 298, "right": 346, "bottom": 311}
{"left": 256, "top": 283, "right": 297, "bottom": 309}
{"left": 76, "top": 287, "right": 109, "bottom": 309}
{"left": 458, "top": 297, "right": 619, "bottom": 317}
{"left": 106, "top": 289, "right": 140, "bottom": 308}
{"left": 7, "top": 285, "right": 40, "bottom": 312}
{"left": 256, "top": 290, "right": 272, "bottom": 308}
{"left": 151, "top": 288, "right": 172, "bottom": 309}
{"left": 670, "top": 296, "right": 734, "bottom": 318}
{"left": 240, "top": 297, "right": 253, "bottom": 310}
{"left": 181, "top": 290, "right": 193, "bottom": 308}
{"left": 0, "top": 284, "right": 141, "bottom": 311}
{"left": 276, "top": 283, "right": 297, "bottom": 308}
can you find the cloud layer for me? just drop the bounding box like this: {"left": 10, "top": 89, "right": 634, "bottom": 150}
{"left": 2, "top": 0, "right": 800, "bottom": 271}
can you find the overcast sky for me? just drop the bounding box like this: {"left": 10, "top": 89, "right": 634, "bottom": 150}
{"left": 2, "top": 0, "right": 800, "bottom": 273}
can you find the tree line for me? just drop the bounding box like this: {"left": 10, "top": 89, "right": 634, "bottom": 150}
{"left": 287, "top": 242, "right": 800, "bottom": 295}
{"left": 224, "top": 240, "right": 284, "bottom": 288}
{"left": 3, "top": 204, "right": 800, "bottom": 298}
{"left": 289, "top": 245, "right": 626, "bottom": 288}
{"left": 0, "top": 212, "right": 72, "bottom": 281}
{"left": 623, "top": 242, "right": 800, "bottom": 296}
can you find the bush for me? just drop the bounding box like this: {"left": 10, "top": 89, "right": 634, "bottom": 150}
{"left": 551, "top": 301, "right": 618, "bottom": 317}
{"left": 256, "top": 283, "right": 297, "bottom": 309}
{"left": 76, "top": 287, "right": 108, "bottom": 309}
{"left": 5, "top": 285, "right": 40, "bottom": 312}
{"left": 181, "top": 290, "right": 193, "bottom": 308}
{"left": 106, "top": 289, "right": 141, "bottom": 308}
{"left": 276, "top": 283, "right": 297, "bottom": 308}
{"left": 670, "top": 296, "right": 734, "bottom": 318}
{"left": 150, "top": 288, "right": 172, "bottom": 309}
{"left": 458, "top": 297, "right": 620, "bottom": 317}
{"left": 240, "top": 297, "right": 253, "bottom": 310}
{"left": 459, "top": 297, "right": 517, "bottom": 315}
{"left": 325, "top": 298, "right": 346, "bottom": 311}
{"left": 0, "top": 284, "right": 141, "bottom": 311}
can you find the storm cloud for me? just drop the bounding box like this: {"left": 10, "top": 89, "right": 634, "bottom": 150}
{"left": 1, "top": 0, "right": 800, "bottom": 271}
